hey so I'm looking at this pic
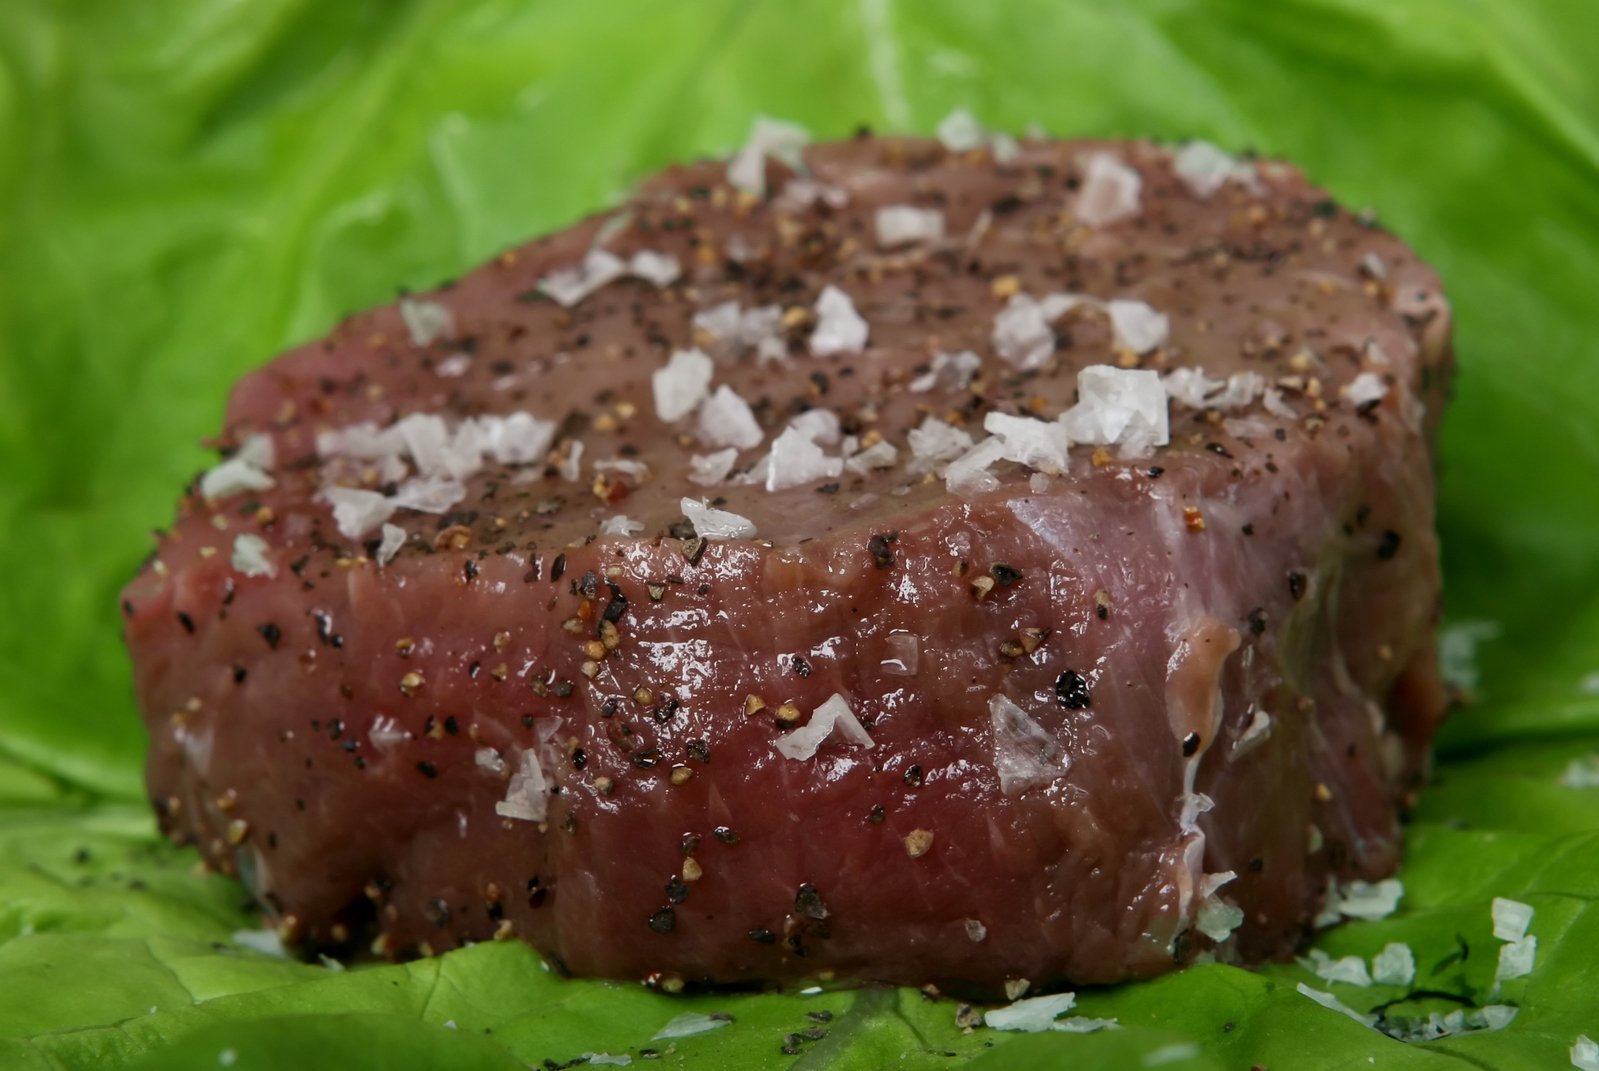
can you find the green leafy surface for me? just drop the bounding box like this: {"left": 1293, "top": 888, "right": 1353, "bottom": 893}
{"left": 2, "top": 0, "right": 1597, "bottom": 1066}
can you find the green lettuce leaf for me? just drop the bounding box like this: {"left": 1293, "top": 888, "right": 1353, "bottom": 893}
{"left": 2, "top": 0, "right": 1596, "bottom": 1066}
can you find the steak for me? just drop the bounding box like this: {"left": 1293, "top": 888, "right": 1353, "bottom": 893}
{"left": 122, "top": 129, "right": 1453, "bottom": 995}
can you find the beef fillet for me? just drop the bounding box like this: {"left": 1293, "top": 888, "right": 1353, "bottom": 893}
{"left": 123, "top": 132, "right": 1452, "bottom": 994}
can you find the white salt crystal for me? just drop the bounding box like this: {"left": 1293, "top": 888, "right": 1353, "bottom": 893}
{"left": 875, "top": 205, "right": 945, "bottom": 247}
{"left": 810, "top": 285, "right": 869, "bottom": 356}
{"left": 230, "top": 534, "right": 275, "bottom": 579}
{"left": 539, "top": 249, "right": 627, "bottom": 307}
{"left": 1075, "top": 152, "right": 1142, "bottom": 226}
{"left": 652, "top": 348, "right": 714, "bottom": 422}
{"left": 398, "top": 297, "right": 454, "bottom": 346}
{"left": 680, "top": 497, "right": 757, "bottom": 539}
{"left": 775, "top": 693, "right": 874, "bottom": 760}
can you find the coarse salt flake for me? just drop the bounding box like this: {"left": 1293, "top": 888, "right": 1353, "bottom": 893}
{"left": 728, "top": 116, "right": 810, "bottom": 196}
{"left": 559, "top": 440, "right": 585, "bottom": 483}
{"left": 907, "top": 416, "right": 975, "bottom": 474}
{"left": 936, "top": 108, "right": 988, "bottom": 152}
{"left": 199, "top": 455, "right": 275, "bottom": 501}
{"left": 875, "top": 205, "right": 946, "bottom": 247}
{"left": 984, "top": 411, "right": 1069, "bottom": 474}
{"left": 1172, "top": 140, "right": 1257, "bottom": 200}
{"left": 1105, "top": 298, "right": 1169, "bottom": 354}
{"left": 628, "top": 250, "right": 681, "bottom": 287}
{"left": 480, "top": 412, "right": 556, "bottom": 466}
{"left": 1492, "top": 897, "right": 1534, "bottom": 942}
{"left": 1053, "top": 1017, "right": 1119, "bottom": 1034}
{"left": 232, "top": 928, "right": 287, "bottom": 957}
{"left": 398, "top": 297, "right": 454, "bottom": 346}
{"left": 391, "top": 476, "right": 466, "bottom": 514}
{"left": 376, "top": 523, "right": 406, "bottom": 566}
{"left": 1574, "top": 1035, "right": 1599, "bottom": 1071}
{"left": 779, "top": 177, "right": 849, "bottom": 209}
{"left": 909, "top": 350, "right": 983, "bottom": 393}
{"left": 1371, "top": 942, "right": 1416, "bottom": 986}
{"left": 991, "top": 293, "right": 1072, "bottom": 370}
{"left": 1302, "top": 948, "right": 1372, "bottom": 987}
{"left": 1344, "top": 371, "right": 1389, "bottom": 407}
{"left": 844, "top": 439, "right": 897, "bottom": 475}
{"left": 810, "top": 285, "right": 869, "bottom": 356}
{"left": 1296, "top": 983, "right": 1377, "bottom": 1028}
{"left": 653, "top": 348, "right": 715, "bottom": 423}
{"left": 237, "top": 433, "right": 274, "bottom": 469}
{"left": 697, "top": 385, "right": 764, "bottom": 450}
{"left": 680, "top": 497, "right": 756, "bottom": 540}
{"left": 1315, "top": 877, "right": 1402, "bottom": 927}
{"left": 688, "top": 448, "right": 739, "bottom": 487}
{"left": 1058, "top": 365, "right": 1170, "bottom": 457}
{"left": 495, "top": 750, "right": 548, "bottom": 822}
{"left": 230, "top": 534, "right": 276, "bottom": 578}
{"left": 984, "top": 993, "right": 1076, "bottom": 1033}
{"left": 765, "top": 424, "right": 843, "bottom": 492}
{"left": 539, "top": 249, "right": 627, "bottom": 308}
{"left": 1495, "top": 935, "right": 1536, "bottom": 985}
{"left": 1560, "top": 756, "right": 1599, "bottom": 789}
{"left": 652, "top": 1012, "right": 731, "bottom": 1040}
{"left": 775, "top": 693, "right": 874, "bottom": 761}
{"left": 943, "top": 435, "right": 1007, "bottom": 496}
{"left": 989, "top": 694, "right": 1068, "bottom": 795}
{"left": 1075, "top": 152, "right": 1142, "bottom": 226}
{"left": 435, "top": 353, "right": 472, "bottom": 378}
{"left": 1196, "top": 872, "right": 1245, "bottom": 943}
{"left": 598, "top": 515, "right": 645, "bottom": 537}
{"left": 320, "top": 486, "right": 397, "bottom": 540}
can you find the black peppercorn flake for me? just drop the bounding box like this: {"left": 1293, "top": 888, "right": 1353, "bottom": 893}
{"left": 1055, "top": 669, "right": 1091, "bottom": 709}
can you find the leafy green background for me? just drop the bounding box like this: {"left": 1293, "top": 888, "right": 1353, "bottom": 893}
{"left": 2, "top": 0, "right": 1597, "bottom": 1067}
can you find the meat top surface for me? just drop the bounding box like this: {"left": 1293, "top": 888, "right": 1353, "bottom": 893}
{"left": 122, "top": 132, "right": 1452, "bottom": 993}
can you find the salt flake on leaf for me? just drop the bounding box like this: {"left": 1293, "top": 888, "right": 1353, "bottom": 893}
{"left": 984, "top": 993, "right": 1076, "bottom": 1033}
{"left": 652, "top": 1012, "right": 731, "bottom": 1040}
{"left": 1371, "top": 942, "right": 1416, "bottom": 986}
{"left": 1296, "top": 983, "right": 1377, "bottom": 1028}
{"left": 1492, "top": 897, "right": 1534, "bottom": 941}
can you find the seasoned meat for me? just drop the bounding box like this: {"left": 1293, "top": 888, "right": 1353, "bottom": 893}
{"left": 122, "top": 132, "right": 1452, "bottom": 994}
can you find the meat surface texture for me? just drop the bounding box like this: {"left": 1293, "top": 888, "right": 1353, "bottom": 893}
{"left": 123, "top": 131, "right": 1453, "bottom": 995}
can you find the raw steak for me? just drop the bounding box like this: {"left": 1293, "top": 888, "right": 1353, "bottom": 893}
{"left": 122, "top": 129, "right": 1452, "bottom": 995}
